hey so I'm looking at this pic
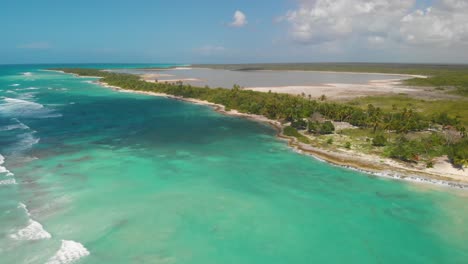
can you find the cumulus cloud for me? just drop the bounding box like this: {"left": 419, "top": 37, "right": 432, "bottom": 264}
{"left": 400, "top": 2, "right": 468, "bottom": 45}
{"left": 282, "top": 0, "right": 468, "bottom": 47}
{"left": 230, "top": 10, "right": 247, "bottom": 27}
{"left": 17, "top": 42, "right": 51, "bottom": 50}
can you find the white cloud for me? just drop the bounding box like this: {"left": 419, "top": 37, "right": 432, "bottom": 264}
{"left": 230, "top": 10, "right": 247, "bottom": 27}
{"left": 400, "top": 4, "right": 468, "bottom": 45}
{"left": 17, "top": 42, "right": 51, "bottom": 50}
{"left": 283, "top": 0, "right": 413, "bottom": 44}
{"left": 282, "top": 0, "right": 468, "bottom": 47}
{"left": 196, "top": 45, "right": 226, "bottom": 56}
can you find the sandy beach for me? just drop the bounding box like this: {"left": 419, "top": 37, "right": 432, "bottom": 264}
{"left": 97, "top": 79, "right": 468, "bottom": 189}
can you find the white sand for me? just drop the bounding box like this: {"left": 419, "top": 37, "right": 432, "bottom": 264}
{"left": 246, "top": 79, "right": 423, "bottom": 100}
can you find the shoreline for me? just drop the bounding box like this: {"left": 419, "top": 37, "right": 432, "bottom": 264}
{"left": 95, "top": 79, "right": 468, "bottom": 190}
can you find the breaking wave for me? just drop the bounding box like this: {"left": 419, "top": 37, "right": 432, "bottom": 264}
{"left": 0, "top": 178, "right": 16, "bottom": 185}
{"left": 0, "top": 97, "right": 62, "bottom": 119}
{"left": 47, "top": 240, "right": 90, "bottom": 264}
{"left": 0, "top": 118, "right": 30, "bottom": 132}
{"left": 10, "top": 219, "right": 51, "bottom": 240}
{"left": 0, "top": 154, "right": 14, "bottom": 177}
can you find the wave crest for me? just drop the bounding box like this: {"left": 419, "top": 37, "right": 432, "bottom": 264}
{"left": 10, "top": 219, "right": 51, "bottom": 240}
{"left": 0, "top": 97, "right": 61, "bottom": 119}
{"left": 0, "top": 154, "right": 14, "bottom": 177}
{"left": 0, "top": 178, "right": 16, "bottom": 185}
{"left": 47, "top": 240, "right": 90, "bottom": 264}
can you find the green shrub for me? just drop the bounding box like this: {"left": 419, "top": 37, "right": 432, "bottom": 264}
{"left": 344, "top": 142, "right": 351, "bottom": 149}
{"left": 308, "top": 121, "right": 320, "bottom": 133}
{"left": 372, "top": 134, "right": 387, "bottom": 146}
{"left": 426, "top": 160, "right": 434, "bottom": 168}
{"left": 387, "top": 137, "right": 421, "bottom": 162}
{"left": 283, "top": 126, "right": 310, "bottom": 144}
{"left": 320, "top": 121, "right": 335, "bottom": 134}
{"left": 291, "top": 119, "right": 307, "bottom": 130}
{"left": 448, "top": 138, "right": 468, "bottom": 167}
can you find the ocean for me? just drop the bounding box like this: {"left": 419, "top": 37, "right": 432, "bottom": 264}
{"left": 1, "top": 64, "right": 467, "bottom": 264}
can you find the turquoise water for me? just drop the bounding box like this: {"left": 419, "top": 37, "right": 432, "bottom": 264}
{"left": 1, "top": 64, "right": 467, "bottom": 264}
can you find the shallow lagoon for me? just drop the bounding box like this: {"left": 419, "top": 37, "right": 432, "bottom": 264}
{"left": 118, "top": 67, "right": 412, "bottom": 88}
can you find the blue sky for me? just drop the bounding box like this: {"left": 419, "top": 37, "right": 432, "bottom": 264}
{"left": 1, "top": 0, "right": 467, "bottom": 64}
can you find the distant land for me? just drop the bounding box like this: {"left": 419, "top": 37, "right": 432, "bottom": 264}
{"left": 140, "top": 63, "right": 468, "bottom": 97}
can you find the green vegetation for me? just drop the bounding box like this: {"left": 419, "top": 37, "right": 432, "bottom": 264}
{"left": 349, "top": 95, "right": 468, "bottom": 127}
{"left": 344, "top": 142, "right": 351, "bottom": 149}
{"left": 385, "top": 133, "right": 455, "bottom": 164}
{"left": 283, "top": 126, "right": 310, "bottom": 144}
{"left": 405, "top": 72, "right": 468, "bottom": 96}
{"left": 307, "top": 121, "right": 335, "bottom": 135}
{"left": 291, "top": 119, "right": 307, "bottom": 130}
{"left": 320, "top": 121, "right": 335, "bottom": 135}
{"left": 448, "top": 138, "right": 468, "bottom": 167}
{"left": 372, "top": 134, "right": 387, "bottom": 147}
{"left": 54, "top": 68, "right": 467, "bottom": 168}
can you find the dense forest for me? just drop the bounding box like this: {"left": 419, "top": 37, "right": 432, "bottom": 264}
{"left": 54, "top": 68, "right": 467, "bottom": 168}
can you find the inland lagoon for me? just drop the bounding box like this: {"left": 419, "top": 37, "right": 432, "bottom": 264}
{"left": 1, "top": 64, "right": 468, "bottom": 264}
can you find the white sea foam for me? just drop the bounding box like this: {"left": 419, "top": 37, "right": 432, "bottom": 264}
{"left": 18, "top": 202, "right": 31, "bottom": 216}
{"left": 14, "top": 132, "right": 40, "bottom": 152}
{"left": 47, "top": 240, "right": 90, "bottom": 264}
{"left": 22, "top": 72, "right": 33, "bottom": 76}
{"left": 0, "top": 167, "right": 14, "bottom": 176}
{"left": 0, "top": 123, "right": 27, "bottom": 132}
{"left": 9, "top": 84, "right": 20, "bottom": 87}
{"left": 0, "top": 178, "right": 16, "bottom": 185}
{"left": 0, "top": 118, "right": 30, "bottom": 132}
{"left": 1, "top": 97, "right": 44, "bottom": 111}
{"left": 17, "top": 92, "right": 37, "bottom": 100}
{"left": 0, "top": 154, "right": 14, "bottom": 176}
{"left": 0, "top": 97, "right": 61, "bottom": 119}
{"left": 15, "top": 87, "right": 39, "bottom": 91}
{"left": 10, "top": 219, "right": 51, "bottom": 240}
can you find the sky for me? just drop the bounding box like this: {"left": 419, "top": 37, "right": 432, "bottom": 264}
{"left": 1, "top": 0, "right": 467, "bottom": 64}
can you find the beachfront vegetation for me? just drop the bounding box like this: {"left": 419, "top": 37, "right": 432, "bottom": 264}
{"left": 372, "top": 134, "right": 387, "bottom": 147}
{"left": 54, "top": 68, "right": 467, "bottom": 168}
{"left": 283, "top": 126, "right": 310, "bottom": 144}
{"left": 349, "top": 95, "right": 468, "bottom": 127}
